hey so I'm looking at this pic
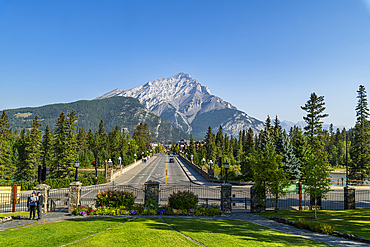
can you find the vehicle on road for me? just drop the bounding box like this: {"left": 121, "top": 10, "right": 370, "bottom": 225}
{"left": 169, "top": 158, "right": 174, "bottom": 163}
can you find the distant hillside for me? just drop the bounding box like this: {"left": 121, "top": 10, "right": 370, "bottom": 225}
{"left": 5, "top": 97, "right": 190, "bottom": 143}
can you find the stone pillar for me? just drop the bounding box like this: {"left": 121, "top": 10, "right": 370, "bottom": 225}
{"left": 310, "top": 195, "right": 322, "bottom": 210}
{"left": 221, "top": 183, "right": 232, "bottom": 213}
{"left": 344, "top": 187, "right": 355, "bottom": 209}
{"left": 33, "top": 184, "right": 50, "bottom": 213}
{"left": 68, "top": 181, "right": 82, "bottom": 214}
{"left": 250, "top": 185, "right": 265, "bottom": 213}
{"left": 144, "top": 180, "right": 160, "bottom": 205}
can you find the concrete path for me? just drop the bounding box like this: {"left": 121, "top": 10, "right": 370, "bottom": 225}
{"left": 1, "top": 210, "right": 369, "bottom": 246}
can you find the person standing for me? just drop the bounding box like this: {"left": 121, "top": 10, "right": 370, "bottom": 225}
{"left": 36, "top": 192, "right": 44, "bottom": 220}
{"left": 28, "top": 192, "right": 38, "bottom": 220}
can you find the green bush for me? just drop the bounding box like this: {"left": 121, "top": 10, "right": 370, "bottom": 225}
{"left": 296, "top": 218, "right": 335, "bottom": 235}
{"left": 96, "top": 189, "right": 136, "bottom": 208}
{"left": 168, "top": 190, "right": 198, "bottom": 210}
{"left": 144, "top": 198, "right": 158, "bottom": 211}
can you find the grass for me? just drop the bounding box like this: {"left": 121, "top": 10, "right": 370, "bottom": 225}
{"left": 164, "top": 218, "right": 329, "bottom": 247}
{"left": 0, "top": 211, "right": 29, "bottom": 219}
{"left": 0, "top": 217, "right": 331, "bottom": 246}
{"left": 0, "top": 218, "right": 128, "bottom": 247}
{"left": 259, "top": 208, "right": 370, "bottom": 239}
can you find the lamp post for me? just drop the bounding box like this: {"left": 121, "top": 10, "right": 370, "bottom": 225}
{"left": 107, "top": 159, "right": 113, "bottom": 168}
{"left": 224, "top": 162, "right": 229, "bottom": 183}
{"left": 202, "top": 158, "right": 205, "bottom": 167}
{"left": 118, "top": 156, "right": 122, "bottom": 165}
{"left": 209, "top": 160, "right": 213, "bottom": 169}
{"left": 74, "top": 159, "right": 80, "bottom": 182}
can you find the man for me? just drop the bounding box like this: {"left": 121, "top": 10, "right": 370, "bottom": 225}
{"left": 36, "top": 192, "right": 44, "bottom": 220}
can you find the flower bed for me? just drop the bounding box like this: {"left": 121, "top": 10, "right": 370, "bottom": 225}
{"left": 72, "top": 189, "right": 221, "bottom": 217}
{"left": 72, "top": 204, "right": 221, "bottom": 217}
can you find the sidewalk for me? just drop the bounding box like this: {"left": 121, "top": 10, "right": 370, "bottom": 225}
{"left": 1, "top": 211, "right": 369, "bottom": 246}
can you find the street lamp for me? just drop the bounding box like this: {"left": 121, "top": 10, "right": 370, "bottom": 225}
{"left": 224, "top": 162, "right": 229, "bottom": 183}
{"left": 209, "top": 160, "right": 213, "bottom": 169}
{"left": 202, "top": 158, "right": 205, "bottom": 167}
{"left": 74, "top": 159, "right": 80, "bottom": 182}
{"left": 108, "top": 159, "right": 113, "bottom": 168}
{"left": 118, "top": 156, "right": 122, "bottom": 165}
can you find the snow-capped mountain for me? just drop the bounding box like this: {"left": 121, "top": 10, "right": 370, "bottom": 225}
{"left": 97, "top": 73, "right": 264, "bottom": 138}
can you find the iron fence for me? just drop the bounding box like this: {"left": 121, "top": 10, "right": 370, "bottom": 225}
{"left": 80, "top": 184, "right": 145, "bottom": 207}
{"left": 0, "top": 193, "right": 29, "bottom": 213}
{"left": 159, "top": 184, "right": 221, "bottom": 207}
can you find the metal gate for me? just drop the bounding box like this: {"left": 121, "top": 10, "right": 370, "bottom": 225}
{"left": 231, "top": 187, "right": 250, "bottom": 211}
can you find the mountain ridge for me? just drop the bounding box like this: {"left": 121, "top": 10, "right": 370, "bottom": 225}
{"left": 97, "top": 73, "right": 264, "bottom": 137}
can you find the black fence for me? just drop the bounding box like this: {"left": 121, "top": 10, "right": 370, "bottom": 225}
{"left": 80, "top": 184, "right": 145, "bottom": 207}
{"left": 159, "top": 184, "right": 222, "bottom": 208}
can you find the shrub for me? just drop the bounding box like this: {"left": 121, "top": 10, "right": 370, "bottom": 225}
{"left": 144, "top": 198, "right": 159, "bottom": 211}
{"left": 295, "top": 218, "right": 335, "bottom": 235}
{"left": 96, "top": 189, "right": 136, "bottom": 208}
{"left": 168, "top": 190, "right": 198, "bottom": 210}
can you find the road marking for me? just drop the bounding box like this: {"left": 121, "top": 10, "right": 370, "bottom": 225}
{"left": 166, "top": 155, "right": 168, "bottom": 184}
{"left": 121, "top": 159, "right": 155, "bottom": 185}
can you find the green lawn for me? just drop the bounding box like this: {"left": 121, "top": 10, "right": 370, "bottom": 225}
{"left": 0, "top": 211, "right": 29, "bottom": 219}
{"left": 0, "top": 217, "right": 331, "bottom": 247}
{"left": 259, "top": 208, "right": 370, "bottom": 239}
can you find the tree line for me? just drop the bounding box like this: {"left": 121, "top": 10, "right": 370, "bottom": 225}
{"left": 180, "top": 85, "right": 370, "bottom": 185}
{"left": 0, "top": 109, "right": 152, "bottom": 182}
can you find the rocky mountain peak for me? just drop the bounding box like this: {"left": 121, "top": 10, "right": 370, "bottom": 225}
{"left": 97, "top": 73, "right": 263, "bottom": 137}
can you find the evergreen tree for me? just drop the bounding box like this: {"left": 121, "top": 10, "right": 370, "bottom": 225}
{"left": 77, "top": 127, "right": 88, "bottom": 153}
{"left": 109, "top": 126, "right": 121, "bottom": 164}
{"left": 350, "top": 85, "right": 370, "bottom": 181}
{"left": 187, "top": 135, "right": 196, "bottom": 163}
{"left": 272, "top": 115, "right": 282, "bottom": 141}
{"left": 54, "top": 112, "right": 71, "bottom": 178}
{"left": 42, "top": 125, "right": 54, "bottom": 168}
{"left": 244, "top": 127, "right": 254, "bottom": 153}
{"left": 24, "top": 116, "right": 42, "bottom": 181}
{"left": 204, "top": 126, "right": 216, "bottom": 162}
{"left": 276, "top": 132, "right": 301, "bottom": 182}
{"left": 301, "top": 92, "right": 329, "bottom": 153}
{"left": 0, "top": 111, "right": 12, "bottom": 180}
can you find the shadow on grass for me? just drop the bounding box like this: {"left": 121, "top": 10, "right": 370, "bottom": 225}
{"left": 259, "top": 208, "right": 370, "bottom": 239}
{"left": 145, "top": 218, "right": 328, "bottom": 246}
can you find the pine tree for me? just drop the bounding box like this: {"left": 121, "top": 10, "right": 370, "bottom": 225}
{"left": 350, "top": 85, "right": 370, "bottom": 181}
{"left": 301, "top": 92, "right": 329, "bottom": 153}
{"left": 42, "top": 125, "right": 54, "bottom": 168}
{"left": 24, "top": 116, "right": 42, "bottom": 181}
{"left": 276, "top": 132, "right": 301, "bottom": 182}
{"left": 0, "top": 111, "right": 12, "bottom": 180}
{"left": 272, "top": 115, "right": 282, "bottom": 141}
{"left": 54, "top": 112, "right": 70, "bottom": 178}
{"left": 204, "top": 126, "right": 216, "bottom": 162}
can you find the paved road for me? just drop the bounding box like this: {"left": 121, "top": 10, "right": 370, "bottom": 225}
{"left": 114, "top": 154, "right": 209, "bottom": 185}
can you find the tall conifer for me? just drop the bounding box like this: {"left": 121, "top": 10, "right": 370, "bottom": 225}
{"left": 350, "top": 85, "right": 370, "bottom": 181}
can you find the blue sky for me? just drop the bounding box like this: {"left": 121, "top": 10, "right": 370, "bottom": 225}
{"left": 1, "top": 0, "right": 370, "bottom": 128}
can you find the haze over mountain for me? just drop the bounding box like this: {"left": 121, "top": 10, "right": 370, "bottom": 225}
{"left": 97, "top": 73, "right": 264, "bottom": 138}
